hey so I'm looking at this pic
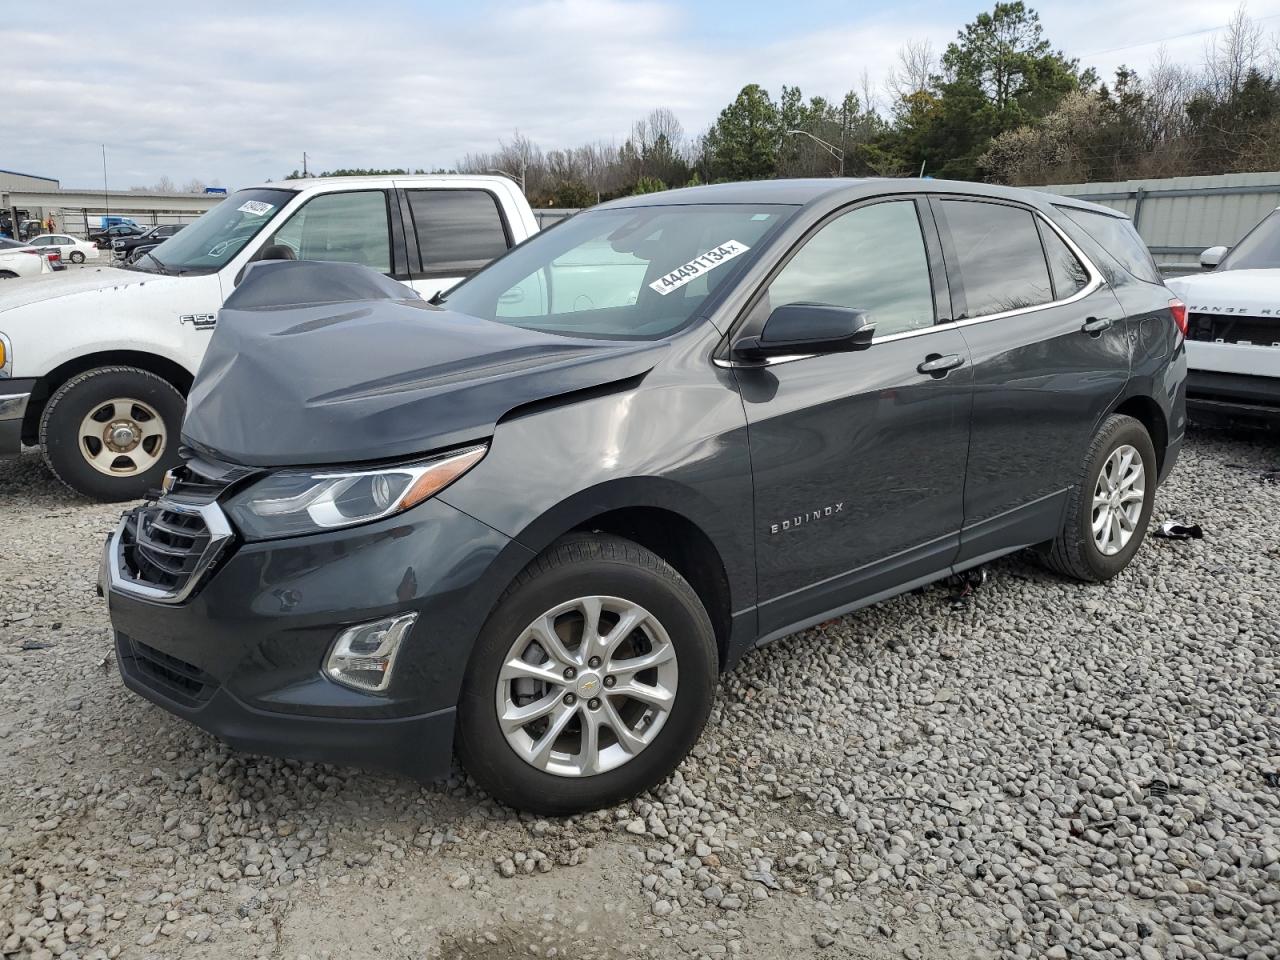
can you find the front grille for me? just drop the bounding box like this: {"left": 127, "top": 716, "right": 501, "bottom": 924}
{"left": 118, "top": 634, "right": 216, "bottom": 706}
{"left": 122, "top": 507, "right": 212, "bottom": 592}
{"left": 1188, "top": 312, "right": 1280, "bottom": 347}
{"left": 111, "top": 459, "right": 238, "bottom": 603}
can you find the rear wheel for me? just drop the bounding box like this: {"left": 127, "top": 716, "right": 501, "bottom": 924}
{"left": 457, "top": 535, "right": 717, "bottom": 814}
{"left": 69, "top": 250, "right": 85, "bottom": 264}
{"left": 1044, "top": 414, "right": 1157, "bottom": 582}
{"left": 0, "top": 271, "right": 17, "bottom": 279}
{"left": 40, "top": 366, "right": 185, "bottom": 501}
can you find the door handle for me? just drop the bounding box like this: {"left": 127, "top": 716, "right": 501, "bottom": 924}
{"left": 917, "top": 353, "right": 965, "bottom": 376}
{"left": 1082, "top": 316, "right": 1113, "bottom": 335}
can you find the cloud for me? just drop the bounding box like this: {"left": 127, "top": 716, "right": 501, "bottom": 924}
{"left": 2, "top": 0, "right": 1262, "bottom": 188}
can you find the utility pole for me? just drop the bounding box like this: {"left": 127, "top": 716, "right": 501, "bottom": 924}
{"left": 101, "top": 144, "right": 109, "bottom": 218}
{"left": 302, "top": 152, "right": 309, "bottom": 177}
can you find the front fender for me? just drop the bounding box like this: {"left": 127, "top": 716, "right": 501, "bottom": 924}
{"left": 437, "top": 363, "right": 756, "bottom": 620}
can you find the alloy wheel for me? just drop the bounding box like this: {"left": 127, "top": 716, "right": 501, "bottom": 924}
{"left": 496, "top": 596, "right": 679, "bottom": 778}
{"left": 1091, "top": 443, "right": 1145, "bottom": 556}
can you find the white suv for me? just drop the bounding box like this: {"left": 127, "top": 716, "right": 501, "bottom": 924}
{"left": 1166, "top": 207, "right": 1280, "bottom": 424}
{"left": 0, "top": 175, "right": 539, "bottom": 500}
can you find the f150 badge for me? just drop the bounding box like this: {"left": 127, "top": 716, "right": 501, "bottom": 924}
{"left": 770, "top": 502, "right": 844, "bottom": 534}
{"left": 179, "top": 313, "right": 216, "bottom": 330}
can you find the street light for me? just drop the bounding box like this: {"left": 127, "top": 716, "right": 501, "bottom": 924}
{"left": 784, "top": 130, "right": 845, "bottom": 177}
{"left": 488, "top": 168, "right": 526, "bottom": 196}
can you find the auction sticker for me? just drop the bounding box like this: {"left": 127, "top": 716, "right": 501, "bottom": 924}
{"left": 649, "top": 240, "right": 750, "bottom": 295}
{"left": 238, "top": 200, "right": 274, "bottom": 216}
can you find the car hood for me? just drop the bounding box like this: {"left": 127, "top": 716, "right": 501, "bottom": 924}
{"left": 1166, "top": 268, "right": 1280, "bottom": 316}
{"left": 0, "top": 265, "right": 169, "bottom": 313}
{"left": 182, "top": 265, "right": 666, "bottom": 467}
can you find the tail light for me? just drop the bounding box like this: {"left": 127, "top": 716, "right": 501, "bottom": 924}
{"left": 1168, "top": 298, "right": 1188, "bottom": 338}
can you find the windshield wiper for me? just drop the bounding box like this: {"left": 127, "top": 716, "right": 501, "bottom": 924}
{"left": 138, "top": 251, "right": 173, "bottom": 275}
{"left": 428, "top": 291, "right": 448, "bottom": 306}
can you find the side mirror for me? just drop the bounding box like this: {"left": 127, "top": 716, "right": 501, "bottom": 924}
{"left": 734, "top": 303, "right": 875, "bottom": 361}
{"left": 1200, "top": 245, "right": 1227, "bottom": 270}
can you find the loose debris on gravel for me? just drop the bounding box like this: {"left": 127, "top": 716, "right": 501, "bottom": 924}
{"left": 0, "top": 427, "right": 1277, "bottom": 960}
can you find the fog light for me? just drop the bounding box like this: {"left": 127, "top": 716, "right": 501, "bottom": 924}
{"left": 324, "top": 613, "right": 417, "bottom": 692}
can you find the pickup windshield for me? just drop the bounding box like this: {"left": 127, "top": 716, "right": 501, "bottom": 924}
{"left": 444, "top": 203, "right": 795, "bottom": 340}
{"left": 1219, "top": 209, "right": 1280, "bottom": 271}
{"left": 131, "top": 187, "right": 294, "bottom": 275}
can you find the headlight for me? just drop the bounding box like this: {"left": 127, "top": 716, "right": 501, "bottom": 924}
{"left": 224, "top": 444, "right": 486, "bottom": 540}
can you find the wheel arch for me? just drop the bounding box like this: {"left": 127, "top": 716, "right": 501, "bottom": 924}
{"left": 1109, "top": 393, "right": 1169, "bottom": 475}
{"left": 466, "top": 478, "right": 749, "bottom": 672}
{"left": 568, "top": 506, "right": 735, "bottom": 671}
{"left": 22, "top": 351, "right": 196, "bottom": 445}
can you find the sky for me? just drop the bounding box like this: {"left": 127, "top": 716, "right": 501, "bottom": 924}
{"left": 4, "top": 0, "right": 1276, "bottom": 190}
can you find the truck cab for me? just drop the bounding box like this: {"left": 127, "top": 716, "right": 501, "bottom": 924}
{"left": 0, "top": 175, "right": 539, "bottom": 500}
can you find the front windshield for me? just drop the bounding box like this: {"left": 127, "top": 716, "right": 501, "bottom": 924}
{"left": 1220, "top": 209, "right": 1280, "bottom": 271}
{"left": 444, "top": 204, "right": 796, "bottom": 340}
{"left": 136, "top": 187, "right": 294, "bottom": 275}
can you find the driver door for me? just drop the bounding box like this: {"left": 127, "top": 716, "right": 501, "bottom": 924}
{"left": 736, "top": 196, "right": 973, "bottom": 635}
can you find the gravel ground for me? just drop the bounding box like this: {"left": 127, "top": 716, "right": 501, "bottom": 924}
{"left": 0, "top": 427, "right": 1277, "bottom": 960}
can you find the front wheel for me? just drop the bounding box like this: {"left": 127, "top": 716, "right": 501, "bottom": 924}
{"left": 456, "top": 535, "right": 718, "bottom": 815}
{"left": 1044, "top": 413, "right": 1157, "bottom": 582}
{"left": 40, "top": 366, "right": 185, "bottom": 501}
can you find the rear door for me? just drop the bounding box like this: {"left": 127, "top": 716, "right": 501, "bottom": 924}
{"left": 736, "top": 196, "right": 973, "bottom": 636}
{"left": 930, "top": 196, "right": 1130, "bottom": 564}
{"left": 398, "top": 186, "right": 513, "bottom": 299}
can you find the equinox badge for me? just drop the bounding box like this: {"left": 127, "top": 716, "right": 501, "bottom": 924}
{"left": 770, "top": 502, "right": 844, "bottom": 534}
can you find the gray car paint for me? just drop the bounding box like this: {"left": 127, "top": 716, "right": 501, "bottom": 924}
{"left": 108, "top": 177, "right": 1187, "bottom": 782}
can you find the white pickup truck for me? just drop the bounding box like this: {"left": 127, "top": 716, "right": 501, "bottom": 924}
{"left": 0, "top": 175, "right": 539, "bottom": 500}
{"left": 1165, "top": 206, "right": 1280, "bottom": 425}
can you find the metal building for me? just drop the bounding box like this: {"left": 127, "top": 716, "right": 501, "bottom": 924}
{"left": 2, "top": 181, "right": 224, "bottom": 239}
{"left": 1036, "top": 171, "right": 1280, "bottom": 274}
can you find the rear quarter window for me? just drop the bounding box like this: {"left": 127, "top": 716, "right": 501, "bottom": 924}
{"left": 1054, "top": 206, "right": 1162, "bottom": 285}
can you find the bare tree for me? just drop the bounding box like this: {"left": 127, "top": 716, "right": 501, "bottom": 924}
{"left": 1203, "top": 4, "right": 1265, "bottom": 97}
{"left": 1145, "top": 46, "right": 1197, "bottom": 143}
{"left": 886, "top": 39, "right": 936, "bottom": 101}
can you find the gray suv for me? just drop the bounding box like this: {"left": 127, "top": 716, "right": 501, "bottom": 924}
{"left": 102, "top": 178, "right": 1187, "bottom": 814}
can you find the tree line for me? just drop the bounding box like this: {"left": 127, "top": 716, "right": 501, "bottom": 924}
{"left": 279, "top": 3, "right": 1280, "bottom": 205}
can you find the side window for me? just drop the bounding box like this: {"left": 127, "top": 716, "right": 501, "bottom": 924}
{"left": 940, "top": 200, "right": 1052, "bottom": 317}
{"left": 267, "top": 191, "right": 391, "bottom": 273}
{"left": 406, "top": 189, "right": 509, "bottom": 276}
{"left": 1054, "top": 206, "right": 1161, "bottom": 284}
{"left": 767, "top": 200, "right": 934, "bottom": 338}
{"left": 1040, "top": 222, "right": 1089, "bottom": 299}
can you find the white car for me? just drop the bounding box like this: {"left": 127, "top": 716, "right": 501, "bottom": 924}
{"left": 0, "top": 175, "right": 540, "bottom": 501}
{"left": 0, "top": 239, "right": 53, "bottom": 279}
{"left": 27, "top": 233, "right": 100, "bottom": 264}
{"left": 1165, "top": 207, "right": 1280, "bottom": 424}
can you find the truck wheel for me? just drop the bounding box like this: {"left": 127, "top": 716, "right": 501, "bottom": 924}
{"left": 1043, "top": 414, "right": 1157, "bottom": 583}
{"left": 40, "top": 366, "right": 185, "bottom": 502}
{"left": 456, "top": 535, "right": 718, "bottom": 815}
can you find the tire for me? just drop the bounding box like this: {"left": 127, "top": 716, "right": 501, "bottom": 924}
{"left": 40, "top": 366, "right": 185, "bottom": 502}
{"left": 456, "top": 534, "right": 718, "bottom": 815}
{"left": 0, "top": 271, "right": 17, "bottom": 279}
{"left": 1043, "top": 414, "right": 1157, "bottom": 583}
{"left": 69, "top": 251, "right": 85, "bottom": 264}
